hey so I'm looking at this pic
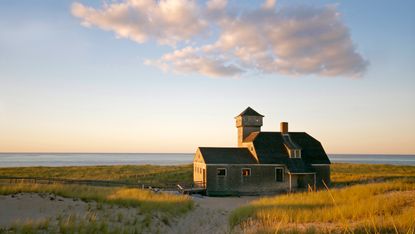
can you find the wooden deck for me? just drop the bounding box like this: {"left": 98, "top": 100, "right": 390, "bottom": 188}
{"left": 177, "top": 184, "right": 206, "bottom": 195}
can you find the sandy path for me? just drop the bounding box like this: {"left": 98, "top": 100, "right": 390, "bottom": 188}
{"left": 166, "top": 195, "right": 257, "bottom": 234}
{"left": 0, "top": 193, "right": 88, "bottom": 227}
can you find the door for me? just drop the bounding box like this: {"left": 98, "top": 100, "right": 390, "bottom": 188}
{"left": 297, "top": 175, "right": 305, "bottom": 188}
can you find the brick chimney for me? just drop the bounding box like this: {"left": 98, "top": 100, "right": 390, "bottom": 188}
{"left": 280, "top": 122, "right": 288, "bottom": 134}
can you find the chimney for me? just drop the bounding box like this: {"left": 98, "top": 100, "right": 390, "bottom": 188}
{"left": 280, "top": 122, "right": 288, "bottom": 134}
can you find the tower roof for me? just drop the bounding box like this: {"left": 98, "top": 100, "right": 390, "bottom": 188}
{"left": 236, "top": 107, "right": 264, "bottom": 117}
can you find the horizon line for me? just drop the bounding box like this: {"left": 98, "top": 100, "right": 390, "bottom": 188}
{"left": 0, "top": 152, "right": 414, "bottom": 156}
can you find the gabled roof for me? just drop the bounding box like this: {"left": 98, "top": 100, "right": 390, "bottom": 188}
{"left": 236, "top": 107, "right": 264, "bottom": 117}
{"left": 289, "top": 132, "right": 331, "bottom": 164}
{"left": 282, "top": 134, "right": 301, "bottom": 150}
{"left": 198, "top": 147, "right": 257, "bottom": 164}
{"left": 196, "top": 132, "right": 330, "bottom": 172}
{"left": 246, "top": 132, "right": 330, "bottom": 165}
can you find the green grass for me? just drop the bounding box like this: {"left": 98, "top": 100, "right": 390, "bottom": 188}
{"left": 0, "top": 164, "right": 193, "bottom": 187}
{"left": 0, "top": 183, "right": 193, "bottom": 214}
{"left": 2, "top": 163, "right": 413, "bottom": 188}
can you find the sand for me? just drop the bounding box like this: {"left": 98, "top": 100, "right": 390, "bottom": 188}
{"left": 0, "top": 193, "right": 88, "bottom": 227}
{"left": 0, "top": 193, "right": 257, "bottom": 233}
{"left": 165, "top": 195, "right": 256, "bottom": 234}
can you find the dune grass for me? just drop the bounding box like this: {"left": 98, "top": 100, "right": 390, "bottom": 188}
{"left": 0, "top": 164, "right": 193, "bottom": 187}
{"left": 2, "top": 163, "right": 413, "bottom": 188}
{"left": 229, "top": 178, "right": 415, "bottom": 233}
{"left": 331, "top": 163, "right": 415, "bottom": 186}
{"left": 0, "top": 183, "right": 193, "bottom": 214}
{"left": 2, "top": 163, "right": 415, "bottom": 233}
{"left": 7, "top": 212, "right": 153, "bottom": 234}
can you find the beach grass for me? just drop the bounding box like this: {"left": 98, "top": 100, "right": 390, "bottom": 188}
{"left": 2, "top": 163, "right": 415, "bottom": 233}
{"left": 0, "top": 164, "right": 193, "bottom": 187}
{"left": 331, "top": 163, "right": 415, "bottom": 186}
{"left": 2, "top": 163, "right": 415, "bottom": 188}
{"left": 7, "top": 214, "right": 147, "bottom": 234}
{"left": 229, "top": 178, "right": 415, "bottom": 233}
{"left": 0, "top": 183, "right": 193, "bottom": 214}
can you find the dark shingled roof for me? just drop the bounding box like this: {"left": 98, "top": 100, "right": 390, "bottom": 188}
{"left": 197, "top": 132, "right": 329, "bottom": 173}
{"left": 236, "top": 107, "right": 264, "bottom": 117}
{"left": 248, "top": 132, "right": 330, "bottom": 165}
{"left": 198, "top": 147, "right": 257, "bottom": 164}
{"left": 289, "top": 132, "right": 331, "bottom": 164}
{"left": 285, "top": 158, "right": 315, "bottom": 173}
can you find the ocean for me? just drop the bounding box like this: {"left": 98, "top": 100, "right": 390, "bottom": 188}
{"left": 0, "top": 153, "right": 414, "bottom": 167}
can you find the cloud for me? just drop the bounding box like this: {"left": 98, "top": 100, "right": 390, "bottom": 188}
{"left": 71, "top": 0, "right": 207, "bottom": 46}
{"left": 72, "top": 0, "right": 368, "bottom": 78}
{"left": 145, "top": 46, "right": 244, "bottom": 77}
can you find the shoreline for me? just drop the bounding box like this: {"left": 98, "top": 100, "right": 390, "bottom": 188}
{"left": 1, "top": 153, "right": 415, "bottom": 168}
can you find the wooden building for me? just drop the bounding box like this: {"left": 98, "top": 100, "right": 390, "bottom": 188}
{"left": 193, "top": 107, "right": 331, "bottom": 196}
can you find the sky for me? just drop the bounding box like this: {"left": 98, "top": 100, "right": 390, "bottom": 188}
{"left": 0, "top": 0, "right": 414, "bottom": 154}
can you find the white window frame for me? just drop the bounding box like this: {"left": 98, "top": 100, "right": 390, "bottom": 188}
{"left": 217, "top": 168, "right": 227, "bottom": 177}
{"left": 241, "top": 168, "right": 251, "bottom": 177}
{"left": 275, "top": 167, "right": 284, "bottom": 182}
{"left": 290, "top": 149, "right": 302, "bottom": 158}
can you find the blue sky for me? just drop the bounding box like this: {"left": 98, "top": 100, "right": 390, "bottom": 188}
{"left": 0, "top": 0, "right": 414, "bottom": 153}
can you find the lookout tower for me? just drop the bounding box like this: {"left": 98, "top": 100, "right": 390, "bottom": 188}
{"left": 235, "top": 107, "right": 264, "bottom": 147}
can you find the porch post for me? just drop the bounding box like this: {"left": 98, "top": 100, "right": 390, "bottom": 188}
{"left": 289, "top": 173, "right": 292, "bottom": 192}
{"left": 313, "top": 173, "right": 316, "bottom": 191}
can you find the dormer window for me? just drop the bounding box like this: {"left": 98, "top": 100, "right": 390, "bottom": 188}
{"left": 288, "top": 149, "right": 301, "bottom": 158}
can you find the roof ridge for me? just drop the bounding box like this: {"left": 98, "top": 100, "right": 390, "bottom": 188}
{"left": 198, "top": 147, "right": 249, "bottom": 149}
{"left": 236, "top": 107, "right": 264, "bottom": 117}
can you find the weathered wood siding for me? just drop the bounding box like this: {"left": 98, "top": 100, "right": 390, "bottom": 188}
{"left": 193, "top": 150, "right": 206, "bottom": 187}
{"left": 312, "top": 165, "right": 330, "bottom": 188}
{"left": 205, "top": 165, "right": 290, "bottom": 196}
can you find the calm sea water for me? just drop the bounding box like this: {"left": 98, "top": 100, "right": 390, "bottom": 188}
{"left": 0, "top": 153, "right": 414, "bottom": 167}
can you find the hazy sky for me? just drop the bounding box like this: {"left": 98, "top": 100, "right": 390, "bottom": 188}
{"left": 1, "top": 0, "right": 414, "bottom": 154}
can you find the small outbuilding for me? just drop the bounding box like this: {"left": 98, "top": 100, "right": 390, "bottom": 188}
{"left": 193, "top": 107, "right": 331, "bottom": 196}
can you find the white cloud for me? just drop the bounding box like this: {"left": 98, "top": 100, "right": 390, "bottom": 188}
{"left": 72, "top": 0, "right": 368, "bottom": 78}
{"left": 71, "top": 0, "right": 207, "bottom": 46}
{"left": 145, "top": 46, "right": 244, "bottom": 77}
{"left": 206, "top": 0, "right": 227, "bottom": 11}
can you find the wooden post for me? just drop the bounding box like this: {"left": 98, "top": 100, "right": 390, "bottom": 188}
{"left": 289, "top": 174, "right": 292, "bottom": 193}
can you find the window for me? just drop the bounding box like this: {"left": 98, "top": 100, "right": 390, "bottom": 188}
{"left": 275, "top": 168, "right": 284, "bottom": 182}
{"left": 217, "top": 168, "right": 227, "bottom": 176}
{"left": 241, "top": 168, "right": 251, "bottom": 176}
{"left": 289, "top": 149, "right": 302, "bottom": 158}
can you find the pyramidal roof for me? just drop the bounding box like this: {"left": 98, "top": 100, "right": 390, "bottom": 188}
{"left": 237, "top": 107, "right": 264, "bottom": 117}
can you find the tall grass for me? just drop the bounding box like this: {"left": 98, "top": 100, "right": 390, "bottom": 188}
{"left": 0, "top": 164, "right": 193, "bottom": 187}
{"left": 2, "top": 163, "right": 413, "bottom": 188}
{"left": 10, "top": 218, "right": 50, "bottom": 233}
{"left": 0, "top": 183, "right": 193, "bottom": 214}
{"left": 331, "top": 163, "right": 415, "bottom": 186}
{"left": 230, "top": 179, "right": 415, "bottom": 233}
